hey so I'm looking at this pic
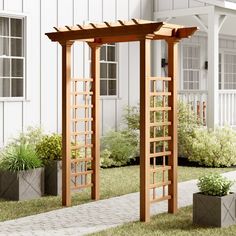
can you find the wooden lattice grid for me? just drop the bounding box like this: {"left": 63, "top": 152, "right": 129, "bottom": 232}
{"left": 70, "top": 78, "right": 94, "bottom": 190}
{"left": 148, "top": 77, "right": 172, "bottom": 204}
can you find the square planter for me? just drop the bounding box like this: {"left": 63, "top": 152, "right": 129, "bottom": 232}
{"left": 0, "top": 168, "right": 44, "bottom": 201}
{"left": 45, "top": 160, "right": 85, "bottom": 196}
{"left": 193, "top": 192, "right": 236, "bottom": 227}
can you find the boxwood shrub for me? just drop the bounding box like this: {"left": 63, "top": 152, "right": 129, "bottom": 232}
{"left": 197, "top": 173, "right": 234, "bottom": 196}
{"left": 36, "top": 134, "right": 62, "bottom": 165}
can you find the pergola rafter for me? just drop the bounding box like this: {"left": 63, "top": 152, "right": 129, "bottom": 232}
{"left": 46, "top": 19, "right": 197, "bottom": 222}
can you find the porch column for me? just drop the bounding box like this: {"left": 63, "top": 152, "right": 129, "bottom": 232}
{"left": 207, "top": 8, "right": 219, "bottom": 128}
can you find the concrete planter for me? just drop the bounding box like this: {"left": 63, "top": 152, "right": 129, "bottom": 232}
{"left": 193, "top": 192, "right": 236, "bottom": 227}
{"left": 45, "top": 160, "right": 85, "bottom": 196}
{"left": 0, "top": 168, "right": 44, "bottom": 201}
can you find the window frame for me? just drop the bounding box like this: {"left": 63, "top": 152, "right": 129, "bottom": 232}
{"left": 100, "top": 43, "right": 119, "bottom": 98}
{"left": 89, "top": 43, "right": 119, "bottom": 99}
{"left": 219, "top": 49, "right": 236, "bottom": 90}
{"left": 0, "top": 11, "right": 28, "bottom": 102}
{"left": 181, "top": 43, "right": 201, "bottom": 91}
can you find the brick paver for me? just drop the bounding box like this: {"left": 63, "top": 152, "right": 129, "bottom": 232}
{"left": 0, "top": 171, "right": 236, "bottom": 236}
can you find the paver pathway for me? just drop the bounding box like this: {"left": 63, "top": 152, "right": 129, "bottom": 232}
{"left": 0, "top": 171, "right": 236, "bottom": 236}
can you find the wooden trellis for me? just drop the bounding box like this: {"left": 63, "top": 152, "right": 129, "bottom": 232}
{"left": 46, "top": 19, "right": 197, "bottom": 222}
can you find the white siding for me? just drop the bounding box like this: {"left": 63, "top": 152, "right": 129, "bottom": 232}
{"left": 0, "top": 0, "right": 153, "bottom": 146}
{"left": 116, "top": 0, "right": 129, "bottom": 130}
{"left": 155, "top": 0, "right": 206, "bottom": 11}
{"left": 23, "top": 0, "right": 41, "bottom": 129}
{"left": 1, "top": 0, "right": 24, "bottom": 143}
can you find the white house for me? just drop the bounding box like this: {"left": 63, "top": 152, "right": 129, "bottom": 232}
{"left": 0, "top": 0, "right": 236, "bottom": 147}
{"left": 154, "top": 0, "right": 236, "bottom": 129}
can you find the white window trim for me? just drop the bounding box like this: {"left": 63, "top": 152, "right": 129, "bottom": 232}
{"left": 219, "top": 49, "right": 236, "bottom": 90}
{"left": 0, "top": 11, "right": 29, "bottom": 102}
{"left": 180, "top": 43, "right": 201, "bottom": 91}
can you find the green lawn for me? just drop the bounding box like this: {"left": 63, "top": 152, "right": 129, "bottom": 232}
{"left": 0, "top": 165, "right": 235, "bottom": 222}
{"left": 90, "top": 206, "right": 236, "bottom": 236}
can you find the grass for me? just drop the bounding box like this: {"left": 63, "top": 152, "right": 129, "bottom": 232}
{"left": 90, "top": 206, "right": 236, "bottom": 236}
{"left": 0, "top": 165, "right": 235, "bottom": 222}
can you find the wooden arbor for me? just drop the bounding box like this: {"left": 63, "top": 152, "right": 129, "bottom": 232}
{"left": 46, "top": 19, "right": 197, "bottom": 222}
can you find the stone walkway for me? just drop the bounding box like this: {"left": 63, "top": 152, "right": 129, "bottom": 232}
{"left": 0, "top": 171, "right": 236, "bottom": 236}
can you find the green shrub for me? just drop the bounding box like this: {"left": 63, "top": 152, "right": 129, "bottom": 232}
{"left": 100, "top": 149, "right": 113, "bottom": 167}
{"left": 197, "top": 173, "right": 234, "bottom": 196}
{"left": 187, "top": 127, "right": 236, "bottom": 167}
{"left": 114, "top": 102, "right": 236, "bottom": 168}
{"left": 123, "top": 102, "right": 201, "bottom": 157}
{"left": 177, "top": 102, "right": 203, "bottom": 157}
{"left": 36, "top": 134, "right": 62, "bottom": 165}
{"left": 9, "top": 126, "right": 44, "bottom": 149}
{"left": 123, "top": 106, "right": 140, "bottom": 130}
{"left": 101, "top": 130, "right": 139, "bottom": 167}
{"left": 0, "top": 143, "right": 42, "bottom": 172}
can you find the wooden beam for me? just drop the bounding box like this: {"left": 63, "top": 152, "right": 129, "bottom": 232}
{"left": 175, "top": 27, "right": 198, "bottom": 38}
{"left": 140, "top": 38, "right": 151, "bottom": 222}
{"left": 46, "top": 22, "right": 164, "bottom": 42}
{"left": 167, "top": 40, "right": 178, "bottom": 214}
{"left": 89, "top": 43, "right": 101, "bottom": 200}
{"left": 90, "top": 34, "right": 155, "bottom": 44}
{"left": 61, "top": 41, "right": 74, "bottom": 207}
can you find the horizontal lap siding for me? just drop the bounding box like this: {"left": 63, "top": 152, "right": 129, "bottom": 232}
{"left": 155, "top": 0, "right": 205, "bottom": 11}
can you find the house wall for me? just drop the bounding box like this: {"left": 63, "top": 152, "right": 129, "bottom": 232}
{"left": 0, "top": 0, "right": 153, "bottom": 147}
{"left": 154, "top": 0, "right": 207, "bottom": 12}
{"left": 179, "top": 33, "right": 236, "bottom": 91}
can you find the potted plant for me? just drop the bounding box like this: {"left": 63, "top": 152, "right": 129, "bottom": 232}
{"left": 36, "top": 134, "right": 84, "bottom": 196}
{"left": 0, "top": 143, "right": 44, "bottom": 201}
{"left": 193, "top": 173, "right": 236, "bottom": 227}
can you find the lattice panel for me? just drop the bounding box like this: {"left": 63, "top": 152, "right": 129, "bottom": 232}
{"left": 70, "top": 78, "right": 94, "bottom": 190}
{"left": 148, "top": 77, "right": 172, "bottom": 204}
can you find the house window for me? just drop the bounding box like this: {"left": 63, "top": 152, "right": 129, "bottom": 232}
{"left": 220, "top": 53, "right": 236, "bottom": 90}
{"left": 100, "top": 43, "right": 117, "bottom": 96}
{"left": 0, "top": 16, "right": 24, "bottom": 98}
{"left": 182, "top": 45, "right": 200, "bottom": 90}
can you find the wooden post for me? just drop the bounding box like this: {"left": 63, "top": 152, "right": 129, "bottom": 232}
{"left": 140, "top": 38, "right": 151, "bottom": 222}
{"left": 89, "top": 43, "right": 101, "bottom": 200}
{"left": 167, "top": 40, "right": 178, "bottom": 214}
{"left": 61, "top": 41, "right": 74, "bottom": 206}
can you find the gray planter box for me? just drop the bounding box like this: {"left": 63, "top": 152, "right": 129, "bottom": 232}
{"left": 45, "top": 160, "right": 85, "bottom": 196}
{"left": 193, "top": 192, "right": 236, "bottom": 227}
{"left": 0, "top": 168, "right": 44, "bottom": 201}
